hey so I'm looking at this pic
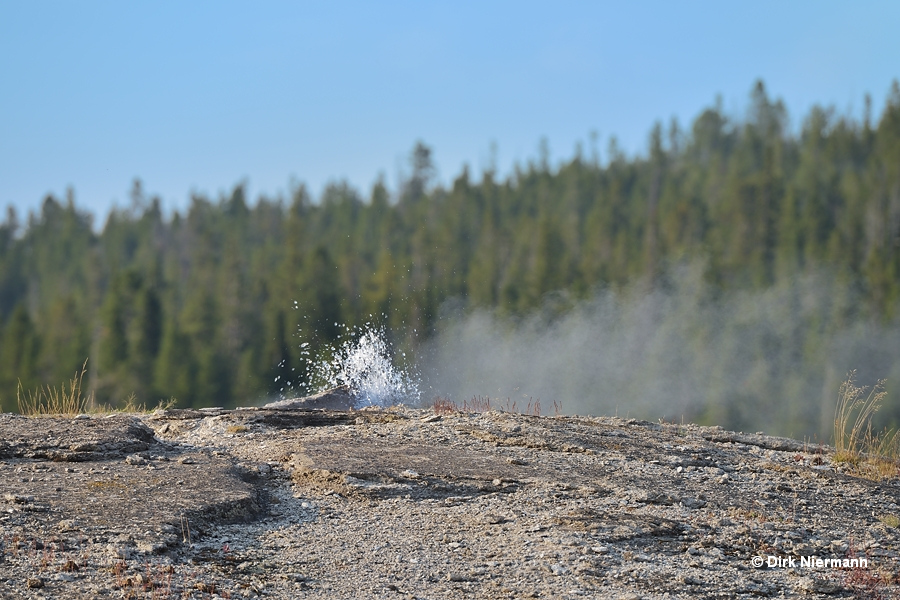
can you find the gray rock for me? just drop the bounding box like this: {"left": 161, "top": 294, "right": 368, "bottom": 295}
{"left": 1, "top": 406, "right": 896, "bottom": 599}
{"left": 796, "top": 576, "right": 843, "bottom": 594}
{"left": 263, "top": 386, "right": 358, "bottom": 410}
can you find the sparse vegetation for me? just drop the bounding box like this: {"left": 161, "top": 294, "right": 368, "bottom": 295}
{"left": 431, "top": 396, "right": 457, "bottom": 415}
{"left": 833, "top": 371, "right": 900, "bottom": 480}
{"left": 16, "top": 361, "right": 94, "bottom": 416}
{"left": 829, "top": 540, "right": 898, "bottom": 600}
{"left": 879, "top": 514, "right": 900, "bottom": 529}
{"left": 658, "top": 416, "right": 688, "bottom": 437}
{"left": 87, "top": 480, "right": 128, "bottom": 492}
{"left": 432, "top": 396, "right": 499, "bottom": 415}
{"left": 15, "top": 359, "right": 177, "bottom": 417}
{"left": 431, "top": 395, "right": 560, "bottom": 416}
{"left": 117, "top": 393, "right": 178, "bottom": 415}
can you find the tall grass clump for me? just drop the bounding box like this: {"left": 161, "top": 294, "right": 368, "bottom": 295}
{"left": 14, "top": 360, "right": 177, "bottom": 416}
{"left": 17, "top": 361, "right": 94, "bottom": 416}
{"left": 833, "top": 371, "right": 900, "bottom": 479}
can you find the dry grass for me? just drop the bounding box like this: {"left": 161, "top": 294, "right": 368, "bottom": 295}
{"left": 878, "top": 514, "right": 900, "bottom": 529}
{"left": 833, "top": 371, "right": 900, "bottom": 480}
{"left": 16, "top": 360, "right": 176, "bottom": 417}
{"left": 16, "top": 361, "right": 94, "bottom": 416}
{"left": 432, "top": 395, "right": 561, "bottom": 417}
{"left": 432, "top": 396, "right": 495, "bottom": 415}
{"left": 116, "top": 393, "right": 178, "bottom": 415}
{"left": 431, "top": 397, "right": 456, "bottom": 415}
{"left": 87, "top": 481, "right": 128, "bottom": 492}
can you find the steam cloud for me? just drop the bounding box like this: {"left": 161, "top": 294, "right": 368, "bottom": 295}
{"left": 419, "top": 261, "right": 900, "bottom": 439}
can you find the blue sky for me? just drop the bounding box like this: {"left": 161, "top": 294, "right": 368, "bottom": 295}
{"left": 1, "top": 1, "right": 898, "bottom": 223}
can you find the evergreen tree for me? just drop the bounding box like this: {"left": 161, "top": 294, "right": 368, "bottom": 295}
{"left": 2, "top": 79, "right": 899, "bottom": 433}
{"left": 0, "top": 305, "right": 40, "bottom": 411}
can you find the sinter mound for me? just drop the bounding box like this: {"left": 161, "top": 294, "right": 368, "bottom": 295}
{"left": 1, "top": 398, "right": 899, "bottom": 599}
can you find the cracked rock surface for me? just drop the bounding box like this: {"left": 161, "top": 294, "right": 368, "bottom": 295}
{"left": 1, "top": 407, "right": 899, "bottom": 599}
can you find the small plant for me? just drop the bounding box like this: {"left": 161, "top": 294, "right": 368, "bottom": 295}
{"left": 658, "top": 416, "right": 688, "bottom": 437}
{"left": 497, "top": 397, "right": 518, "bottom": 413}
{"left": 60, "top": 559, "right": 79, "bottom": 572}
{"left": 17, "top": 360, "right": 93, "bottom": 416}
{"left": 463, "top": 395, "right": 492, "bottom": 412}
{"left": 15, "top": 359, "right": 178, "bottom": 416}
{"left": 834, "top": 371, "right": 886, "bottom": 463}
{"left": 432, "top": 397, "right": 457, "bottom": 414}
{"left": 828, "top": 541, "right": 897, "bottom": 600}
{"left": 88, "top": 480, "right": 128, "bottom": 492}
{"left": 180, "top": 514, "right": 192, "bottom": 545}
{"left": 118, "top": 394, "right": 178, "bottom": 414}
{"left": 879, "top": 514, "right": 900, "bottom": 528}
{"left": 833, "top": 371, "right": 900, "bottom": 480}
{"left": 432, "top": 395, "right": 553, "bottom": 418}
{"left": 432, "top": 395, "right": 493, "bottom": 414}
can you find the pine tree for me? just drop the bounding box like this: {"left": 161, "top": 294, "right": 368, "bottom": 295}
{"left": 0, "top": 305, "right": 41, "bottom": 410}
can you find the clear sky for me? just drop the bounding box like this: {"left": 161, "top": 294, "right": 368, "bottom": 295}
{"left": 2, "top": 1, "right": 898, "bottom": 223}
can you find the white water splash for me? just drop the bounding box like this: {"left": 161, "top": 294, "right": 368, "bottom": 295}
{"left": 312, "top": 324, "right": 420, "bottom": 407}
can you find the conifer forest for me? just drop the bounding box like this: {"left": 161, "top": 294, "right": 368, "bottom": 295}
{"left": 2, "top": 81, "right": 900, "bottom": 438}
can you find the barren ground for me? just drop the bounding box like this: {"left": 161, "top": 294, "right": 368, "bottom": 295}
{"left": 1, "top": 405, "right": 899, "bottom": 599}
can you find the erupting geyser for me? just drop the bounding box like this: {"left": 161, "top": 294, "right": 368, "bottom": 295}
{"left": 309, "top": 323, "right": 420, "bottom": 408}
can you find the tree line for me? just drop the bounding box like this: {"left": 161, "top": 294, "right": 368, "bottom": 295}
{"left": 1, "top": 80, "right": 898, "bottom": 414}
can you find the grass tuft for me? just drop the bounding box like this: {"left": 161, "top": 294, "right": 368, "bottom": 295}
{"left": 833, "top": 371, "right": 900, "bottom": 480}
{"left": 16, "top": 360, "right": 177, "bottom": 417}
{"left": 117, "top": 393, "right": 178, "bottom": 415}
{"left": 17, "top": 361, "right": 93, "bottom": 416}
{"left": 878, "top": 514, "right": 900, "bottom": 529}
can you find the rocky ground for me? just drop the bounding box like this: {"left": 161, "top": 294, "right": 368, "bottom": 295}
{"left": 1, "top": 399, "right": 899, "bottom": 599}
